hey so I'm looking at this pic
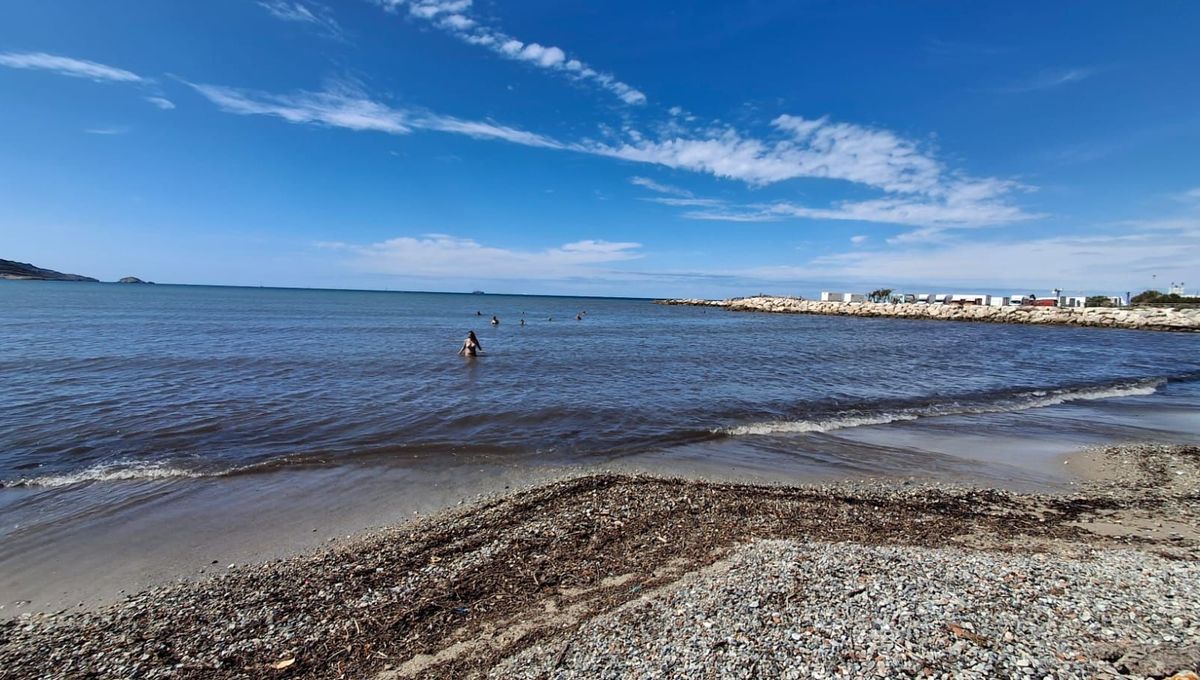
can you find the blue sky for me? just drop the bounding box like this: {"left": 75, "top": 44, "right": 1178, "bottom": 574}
{"left": 1, "top": 1, "right": 1198, "bottom": 297}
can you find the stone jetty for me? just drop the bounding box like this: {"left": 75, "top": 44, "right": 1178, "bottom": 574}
{"left": 658, "top": 296, "right": 1200, "bottom": 331}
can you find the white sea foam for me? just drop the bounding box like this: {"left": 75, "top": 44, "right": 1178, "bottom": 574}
{"left": 8, "top": 460, "right": 204, "bottom": 488}
{"left": 722, "top": 379, "right": 1164, "bottom": 437}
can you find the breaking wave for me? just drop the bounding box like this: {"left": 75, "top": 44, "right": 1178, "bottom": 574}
{"left": 6, "top": 460, "right": 206, "bottom": 488}
{"left": 720, "top": 378, "right": 1166, "bottom": 437}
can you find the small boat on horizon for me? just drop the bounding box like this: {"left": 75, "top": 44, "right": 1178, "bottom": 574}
{"left": 471, "top": 290, "right": 485, "bottom": 295}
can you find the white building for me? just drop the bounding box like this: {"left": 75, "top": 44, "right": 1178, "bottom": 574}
{"left": 949, "top": 293, "right": 990, "bottom": 305}
{"left": 820, "top": 292, "right": 866, "bottom": 303}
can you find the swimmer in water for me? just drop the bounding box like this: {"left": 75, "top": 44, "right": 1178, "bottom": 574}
{"left": 576, "top": 313, "right": 582, "bottom": 321}
{"left": 491, "top": 315, "right": 500, "bottom": 326}
{"left": 519, "top": 318, "right": 525, "bottom": 326}
{"left": 457, "top": 330, "right": 483, "bottom": 357}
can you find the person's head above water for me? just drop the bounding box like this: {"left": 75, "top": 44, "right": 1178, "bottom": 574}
{"left": 467, "top": 330, "right": 478, "bottom": 341}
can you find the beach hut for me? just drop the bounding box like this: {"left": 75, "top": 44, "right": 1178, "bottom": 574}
{"left": 949, "top": 294, "right": 989, "bottom": 305}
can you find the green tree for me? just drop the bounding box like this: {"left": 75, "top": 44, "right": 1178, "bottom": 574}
{"left": 867, "top": 288, "right": 894, "bottom": 303}
{"left": 1085, "top": 295, "right": 1113, "bottom": 307}
{"left": 1131, "top": 290, "right": 1162, "bottom": 304}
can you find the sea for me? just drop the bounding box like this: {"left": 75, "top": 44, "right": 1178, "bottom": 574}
{"left": 2, "top": 281, "right": 1199, "bottom": 611}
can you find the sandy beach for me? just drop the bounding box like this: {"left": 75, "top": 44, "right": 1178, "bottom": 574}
{"left": 2, "top": 442, "right": 1197, "bottom": 679}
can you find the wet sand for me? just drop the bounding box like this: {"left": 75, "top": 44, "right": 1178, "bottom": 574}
{"left": 1, "top": 443, "right": 1197, "bottom": 679}
{"left": 0, "top": 426, "right": 1093, "bottom": 619}
{"left": 4, "top": 391, "right": 1198, "bottom": 621}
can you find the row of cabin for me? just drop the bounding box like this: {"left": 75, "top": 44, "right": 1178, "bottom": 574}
{"left": 819, "top": 292, "right": 867, "bottom": 303}
{"left": 819, "top": 292, "right": 1125, "bottom": 307}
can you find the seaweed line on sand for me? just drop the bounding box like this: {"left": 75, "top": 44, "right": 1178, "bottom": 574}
{"left": 1, "top": 443, "right": 1198, "bottom": 679}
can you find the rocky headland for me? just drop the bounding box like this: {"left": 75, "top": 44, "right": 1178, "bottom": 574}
{"left": 659, "top": 296, "right": 1200, "bottom": 332}
{"left": 0, "top": 259, "right": 97, "bottom": 282}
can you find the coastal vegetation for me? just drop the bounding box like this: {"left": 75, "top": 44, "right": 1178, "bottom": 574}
{"left": 866, "top": 288, "right": 894, "bottom": 302}
{"left": 1132, "top": 289, "right": 1200, "bottom": 305}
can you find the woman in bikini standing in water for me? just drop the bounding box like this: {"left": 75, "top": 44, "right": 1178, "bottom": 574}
{"left": 458, "top": 330, "right": 483, "bottom": 357}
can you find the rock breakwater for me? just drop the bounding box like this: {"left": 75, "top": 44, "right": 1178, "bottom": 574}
{"left": 658, "top": 296, "right": 1200, "bottom": 331}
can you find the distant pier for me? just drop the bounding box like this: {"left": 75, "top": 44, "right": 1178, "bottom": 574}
{"left": 657, "top": 296, "right": 1200, "bottom": 332}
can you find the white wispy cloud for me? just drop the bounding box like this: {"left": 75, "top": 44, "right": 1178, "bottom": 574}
{"left": 190, "top": 83, "right": 413, "bottom": 133}
{"left": 145, "top": 96, "right": 176, "bottom": 110}
{"left": 1, "top": 50, "right": 177, "bottom": 113}
{"left": 318, "top": 234, "right": 642, "bottom": 279}
{"left": 994, "top": 67, "right": 1095, "bottom": 93}
{"left": 600, "top": 115, "right": 946, "bottom": 193}
{"left": 629, "top": 176, "right": 691, "bottom": 197}
{"left": 416, "top": 113, "right": 564, "bottom": 149}
{"left": 84, "top": 126, "right": 130, "bottom": 135}
{"left": 646, "top": 197, "right": 725, "bottom": 208}
{"left": 680, "top": 185, "right": 1038, "bottom": 232}
{"left": 849, "top": 235, "right": 868, "bottom": 244}
{"left": 628, "top": 176, "right": 725, "bottom": 207}
{"left": 188, "top": 82, "right": 564, "bottom": 148}
{"left": 683, "top": 210, "right": 777, "bottom": 223}
{"left": 258, "top": 0, "right": 344, "bottom": 39}
{"left": 0, "top": 51, "right": 143, "bottom": 82}
{"left": 622, "top": 119, "right": 1037, "bottom": 232}
{"left": 192, "top": 79, "right": 1034, "bottom": 231}
{"left": 780, "top": 218, "right": 1200, "bottom": 290}
{"left": 770, "top": 179, "right": 1037, "bottom": 229}
{"left": 374, "top": 0, "right": 646, "bottom": 105}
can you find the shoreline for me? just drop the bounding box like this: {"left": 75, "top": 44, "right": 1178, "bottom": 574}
{"left": 2, "top": 443, "right": 1197, "bottom": 679}
{"left": 657, "top": 296, "right": 1200, "bottom": 332}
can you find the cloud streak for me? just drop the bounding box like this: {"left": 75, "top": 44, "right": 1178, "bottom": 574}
{"left": 319, "top": 234, "right": 642, "bottom": 279}
{"left": 375, "top": 0, "right": 646, "bottom": 105}
{"left": 193, "top": 81, "right": 1035, "bottom": 231}
{"left": 993, "top": 67, "right": 1095, "bottom": 93}
{"left": 622, "top": 118, "right": 1037, "bottom": 231}
{"left": 0, "top": 51, "right": 143, "bottom": 83}
{"left": 605, "top": 115, "right": 947, "bottom": 193}
{"left": 796, "top": 227, "right": 1199, "bottom": 290}
{"left": 188, "top": 82, "right": 565, "bottom": 148}
{"left": 1, "top": 50, "right": 180, "bottom": 113}
{"left": 84, "top": 126, "right": 130, "bottom": 135}
{"left": 258, "top": 0, "right": 345, "bottom": 39}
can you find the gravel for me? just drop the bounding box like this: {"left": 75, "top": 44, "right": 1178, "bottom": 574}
{"left": 1, "top": 443, "right": 1197, "bottom": 679}
{"left": 492, "top": 540, "right": 1200, "bottom": 680}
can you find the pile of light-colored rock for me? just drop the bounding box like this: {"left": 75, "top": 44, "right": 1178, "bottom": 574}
{"left": 661, "top": 296, "right": 1200, "bottom": 332}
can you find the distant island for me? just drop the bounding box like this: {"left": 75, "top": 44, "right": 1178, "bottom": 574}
{"left": 118, "top": 276, "right": 153, "bottom": 284}
{"left": 0, "top": 258, "right": 98, "bottom": 282}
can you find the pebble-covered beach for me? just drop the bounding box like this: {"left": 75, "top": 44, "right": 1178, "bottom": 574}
{"left": 2, "top": 444, "right": 1198, "bottom": 679}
